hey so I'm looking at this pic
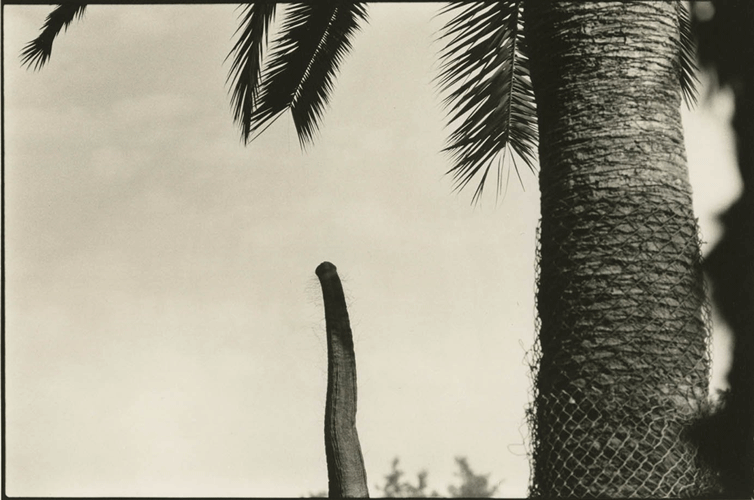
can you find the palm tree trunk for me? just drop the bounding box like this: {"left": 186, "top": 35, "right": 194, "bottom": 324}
{"left": 523, "top": 2, "right": 720, "bottom": 496}
{"left": 316, "top": 262, "right": 369, "bottom": 498}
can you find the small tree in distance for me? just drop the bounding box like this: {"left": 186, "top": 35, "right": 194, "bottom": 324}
{"left": 378, "top": 457, "right": 438, "bottom": 498}
{"left": 310, "top": 456, "right": 502, "bottom": 498}
{"left": 447, "top": 457, "right": 501, "bottom": 498}
{"left": 377, "top": 456, "right": 502, "bottom": 498}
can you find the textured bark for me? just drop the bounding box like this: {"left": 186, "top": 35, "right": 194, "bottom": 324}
{"left": 524, "top": 2, "right": 719, "bottom": 496}
{"left": 316, "top": 262, "right": 369, "bottom": 498}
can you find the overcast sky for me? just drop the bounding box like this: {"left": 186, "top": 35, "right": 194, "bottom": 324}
{"left": 3, "top": 4, "right": 742, "bottom": 497}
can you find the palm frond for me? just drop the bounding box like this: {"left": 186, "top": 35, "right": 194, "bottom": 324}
{"left": 290, "top": 3, "right": 368, "bottom": 146}
{"left": 20, "top": 4, "right": 87, "bottom": 71}
{"left": 435, "top": 1, "right": 537, "bottom": 204}
{"left": 226, "top": 3, "right": 277, "bottom": 144}
{"left": 248, "top": 2, "right": 368, "bottom": 147}
{"left": 678, "top": 1, "right": 699, "bottom": 108}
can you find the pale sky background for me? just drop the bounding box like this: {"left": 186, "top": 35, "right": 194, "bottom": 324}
{"left": 2, "top": 4, "right": 742, "bottom": 497}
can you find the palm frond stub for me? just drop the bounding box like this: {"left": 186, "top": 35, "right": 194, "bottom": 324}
{"left": 246, "top": 2, "right": 368, "bottom": 147}
{"left": 20, "top": 4, "right": 87, "bottom": 71}
{"left": 678, "top": 1, "right": 699, "bottom": 108}
{"left": 226, "top": 4, "right": 277, "bottom": 144}
{"left": 436, "top": 1, "right": 537, "bottom": 203}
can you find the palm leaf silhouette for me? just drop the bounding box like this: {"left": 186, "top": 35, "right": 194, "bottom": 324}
{"left": 436, "top": 1, "right": 538, "bottom": 203}
{"left": 243, "top": 3, "right": 368, "bottom": 146}
{"left": 677, "top": 1, "right": 699, "bottom": 108}
{"left": 226, "top": 4, "right": 277, "bottom": 144}
{"left": 20, "top": 3, "right": 87, "bottom": 71}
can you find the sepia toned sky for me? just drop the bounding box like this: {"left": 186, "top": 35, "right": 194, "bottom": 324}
{"left": 3, "top": 4, "right": 742, "bottom": 497}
